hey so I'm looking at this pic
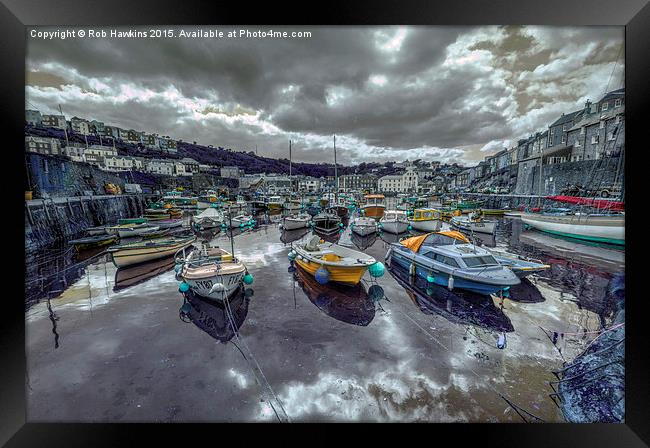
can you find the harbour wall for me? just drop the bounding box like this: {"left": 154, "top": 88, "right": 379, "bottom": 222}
{"left": 25, "top": 194, "right": 152, "bottom": 254}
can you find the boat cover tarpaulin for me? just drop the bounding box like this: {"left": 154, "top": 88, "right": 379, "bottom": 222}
{"left": 399, "top": 231, "right": 469, "bottom": 253}
{"left": 546, "top": 195, "right": 624, "bottom": 211}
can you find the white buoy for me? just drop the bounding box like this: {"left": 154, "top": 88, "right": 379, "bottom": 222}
{"left": 409, "top": 263, "right": 416, "bottom": 277}
{"left": 447, "top": 275, "right": 454, "bottom": 291}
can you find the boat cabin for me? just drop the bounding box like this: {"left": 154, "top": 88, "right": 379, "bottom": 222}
{"left": 411, "top": 209, "right": 442, "bottom": 221}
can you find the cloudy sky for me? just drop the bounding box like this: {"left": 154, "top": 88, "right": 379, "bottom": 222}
{"left": 26, "top": 26, "right": 624, "bottom": 166}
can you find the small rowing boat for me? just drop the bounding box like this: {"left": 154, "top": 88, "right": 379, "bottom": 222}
{"left": 111, "top": 223, "right": 161, "bottom": 238}
{"left": 108, "top": 235, "right": 196, "bottom": 268}
{"left": 69, "top": 234, "right": 118, "bottom": 250}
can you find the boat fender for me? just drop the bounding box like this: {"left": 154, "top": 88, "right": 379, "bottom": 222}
{"left": 407, "top": 225, "right": 413, "bottom": 230}
{"left": 368, "top": 284, "right": 385, "bottom": 302}
{"left": 502, "top": 289, "right": 510, "bottom": 298}
{"left": 409, "top": 263, "right": 416, "bottom": 277}
{"left": 368, "top": 262, "right": 385, "bottom": 278}
{"left": 447, "top": 275, "right": 454, "bottom": 291}
{"left": 243, "top": 273, "right": 254, "bottom": 285}
{"left": 179, "top": 301, "right": 191, "bottom": 315}
{"left": 179, "top": 282, "right": 190, "bottom": 293}
{"left": 315, "top": 266, "right": 330, "bottom": 285}
{"left": 288, "top": 251, "right": 297, "bottom": 261}
{"left": 426, "top": 273, "right": 436, "bottom": 283}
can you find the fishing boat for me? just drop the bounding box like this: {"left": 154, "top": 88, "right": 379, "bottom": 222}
{"left": 154, "top": 218, "right": 184, "bottom": 229}
{"left": 68, "top": 234, "right": 118, "bottom": 251}
{"left": 290, "top": 235, "right": 378, "bottom": 286}
{"left": 481, "top": 209, "right": 510, "bottom": 216}
{"left": 118, "top": 217, "right": 147, "bottom": 225}
{"left": 265, "top": 195, "right": 284, "bottom": 211}
{"left": 379, "top": 210, "right": 409, "bottom": 234}
{"left": 385, "top": 231, "right": 520, "bottom": 295}
{"left": 112, "top": 223, "right": 161, "bottom": 238}
{"left": 175, "top": 243, "right": 248, "bottom": 301}
{"left": 283, "top": 198, "right": 302, "bottom": 213}
{"left": 108, "top": 234, "right": 196, "bottom": 268}
{"left": 350, "top": 216, "right": 377, "bottom": 236}
{"left": 408, "top": 209, "right": 442, "bottom": 232}
{"left": 312, "top": 210, "right": 342, "bottom": 235}
{"left": 145, "top": 207, "right": 183, "bottom": 220}
{"left": 520, "top": 212, "right": 625, "bottom": 245}
{"left": 85, "top": 225, "right": 110, "bottom": 236}
{"left": 229, "top": 213, "right": 254, "bottom": 228}
{"left": 282, "top": 212, "right": 311, "bottom": 230}
{"left": 361, "top": 194, "right": 386, "bottom": 219}
{"left": 197, "top": 189, "right": 219, "bottom": 209}
{"left": 139, "top": 228, "right": 172, "bottom": 239}
{"left": 306, "top": 204, "right": 321, "bottom": 216}
{"left": 162, "top": 190, "right": 198, "bottom": 208}
{"left": 450, "top": 212, "right": 496, "bottom": 234}
{"left": 192, "top": 207, "right": 224, "bottom": 230}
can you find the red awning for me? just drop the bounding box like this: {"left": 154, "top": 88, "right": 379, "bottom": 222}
{"left": 546, "top": 195, "right": 624, "bottom": 211}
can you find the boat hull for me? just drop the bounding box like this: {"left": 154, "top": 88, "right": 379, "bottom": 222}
{"left": 110, "top": 238, "right": 195, "bottom": 268}
{"left": 451, "top": 218, "right": 496, "bottom": 234}
{"left": 408, "top": 219, "right": 441, "bottom": 232}
{"left": 184, "top": 273, "right": 244, "bottom": 301}
{"left": 283, "top": 218, "right": 310, "bottom": 230}
{"left": 294, "top": 258, "right": 367, "bottom": 286}
{"left": 388, "top": 251, "right": 510, "bottom": 295}
{"left": 362, "top": 205, "right": 385, "bottom": 219}
{"left": 520, "top": 214, "right": 625, "bottom": 245}
{"left": 116, "top": 225, "right": 160, "bottom": 238}
{"left": 70, "top": 235, "right": 117, "bottom": 250}
{"left": 380, "top": 220, "right": 409, "bottom": 234}
{"left": 351, "top": 224, "right": 376, "bottom": 236}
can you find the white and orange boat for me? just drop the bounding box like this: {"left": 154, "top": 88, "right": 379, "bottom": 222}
{"left": 361, "top": 194, "right": 386, "bottom": 219}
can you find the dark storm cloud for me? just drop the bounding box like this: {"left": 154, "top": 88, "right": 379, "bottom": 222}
{"left": 26, "top": 26, "right": 624, "bottom": 165}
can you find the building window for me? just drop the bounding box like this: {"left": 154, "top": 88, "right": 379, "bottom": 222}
{"left": 615, "top": 99, "right": 622, "bottom": 107}
{"left": 561, "top": 135, "right": 567, "bottom": 144}
{"left": 608, "top": 132, "right": 616, "bottom": 141}
{"left": 602, "top": 102, "right": 609, "bottom": 111}
{"left": 580, "top": 126, "right": 585, "bottom": 134}
{"left": 591, "top": 134, "right": 599, "bottom": 144}
{"left": 615, "top": 115, "right": 621, "bottom": 124}
{"left": 599, "top": 121, "right": 605, "bottom": 129}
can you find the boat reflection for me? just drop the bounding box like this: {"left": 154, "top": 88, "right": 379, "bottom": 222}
{"left": 313, "top": 228, "right": 342, "bottom": 243}
{"left": 113, "top": 255, "right": 176, "bottom": 292}
{"left": 508, "top": 277, "right": 546, "bottom": 303}
{"left": 350, "top": 232, "right": 377, "bottom": 251}
{"left": 292, "top": 264, "right": 376, "bottom": 326}
{"left": 280, "top": 227, "right": 311, "bottom": 244}
{"left": 388, "top": 263, "right": 514, "bottom": 332}
{"left": 180, "top": 285, "right": 252, "bottom": 343}
{"left": 378, "top": 231, "right": 410, "bottom": 245}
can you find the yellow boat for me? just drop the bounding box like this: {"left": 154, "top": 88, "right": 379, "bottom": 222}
{"left": 291, "top": 236, "right": 376, "bottom": 286}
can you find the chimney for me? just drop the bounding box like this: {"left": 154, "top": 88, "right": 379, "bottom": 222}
{"left": 585, "top": 99, "right": 592, "bottom": 111}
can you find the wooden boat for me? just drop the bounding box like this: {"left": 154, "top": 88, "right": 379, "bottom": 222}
{"left": 379, "top": 210, "right": 409, "bottom": 234}
{"left": 520, "top": 212, "right": 625, "bottom": 245}
{"left": 450, "top": 213, "right": 496, "bottom": 234}
{"left": 265, "top": 196, "right": 284, "bottom": 211}
{"left": 112, "top": 223, "right": 160, "bottom": 238}
{"left": 197, "top": 190, "right": 219, "bottom": 209}
{"left": 350, "top": 231, "right": 377, "bottom": 251}
{"left": 118, "top": 217, "right": 147, "bottom": 225}
{"left": 85, "top": 225, "right": 109, "bottom": 236}
{"left": 154, "top": 218, "right": 184, "bottom": 229}
{"left": 68, "top": 234, "right": 118, "bottom": 251}
{"left": 113, "top": 256, "right": 176, "bottom": 292}
{"left": 176, "top": 244, "right": 247, "bottom": 301}
{"left": 361, "top": 194, "right": 386, "bottom": 219}
{"left": 408, "top": 209, "right": 442, "bottom": 232}
{"left": 291, "top": 235, "right": 377, "bottom": 286}
{"left": 481, "top": 209, "right": 509, "bottom": 216}
{"left": 282, "top": 212, "right": 311, "bottom": 230}
{"left": 228, "top": 214, "right": 254, "bottom": 229}
{"left": 108, "top": 235, "right": 196, "bottom": 268}
{"left": 350, "top": 216, "right": 377, "bottom": 236}
{"left": 312, "top": 210, "right": 341, "bottom": 235}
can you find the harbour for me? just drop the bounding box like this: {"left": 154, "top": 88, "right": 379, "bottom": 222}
{"left": 25, "top": 199, "right": 624, "bottom": 422}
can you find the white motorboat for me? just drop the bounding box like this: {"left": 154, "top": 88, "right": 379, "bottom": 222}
{"left": 176, "top": 244, "right": 247, "bottom": 301}
{"left": 112, "top": 223, "right": 161, "bottom": 238}
{"left": 379, "top": 210, "right": 409, "bottom": 234}
{"left": 450, "top": 213, "right": 496, "bottom": 234}
{"left": 312, "top": 210, "right": 342, "bottom": 235}
{"left": 282, "top": 212, "right": 311, "bottom": 230}
{"left": 229, "top": 214, "right": 254, "bottom": 229}
{"left": 351, "top": 216, "right": 377, "bottom": 236}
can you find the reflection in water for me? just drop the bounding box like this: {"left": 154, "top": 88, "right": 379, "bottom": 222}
{"left": 313, "top": 228, "right": 342, "bottom": 243}
{"left": 180, "top": 286, "right": 252, "bottom": 343}
{"left": 389, "top": 262, "right": 514, "bottom": 333}
{"left": 113, "top": 256, "right": 177, "bottom": 292}
{"left": 508, "top": 278, "right": 546, "bottom": 303}
{"left": 280, "top": 228, "right": 310, "bottom": 245}
{"left": 378, "top": 231, "right": 410, "bottom": 245}
{"left": 293, "top": 264, "right": 377, "bottom": 326}
{"left": 350, "top": 232, "right": 377, "bottom": 251}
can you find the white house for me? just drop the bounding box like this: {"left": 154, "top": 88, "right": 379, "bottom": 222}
{"left": 62, "top": 143, "right": 87, "bottom": 163}
{"left": 84, "top": 145, "right": 118, "bottom": 166}
{"left": 25, "top": 136, "right": 61, "bottom": 156}
{"left": 103, "top": 155, "right": 144, "bottom": 172}
{"left": 146, "top": 159, "right": 175, "bottom": 176}
{"left": 70, "top": 117, "right": 91, "bottom": 135}
{"left": 298, "top": 177, "right": 321, "bottom": 193}
{"left": 41, "top": 114, "right": 67, "bottom": 130}
{"left": 378, "top": 165, "right": 419, "bottom": 193}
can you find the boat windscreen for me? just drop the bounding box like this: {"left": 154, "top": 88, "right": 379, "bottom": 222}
{"left": 421, "top": 233, "right": 462, "bottom": 247}
{"left": 463, "top": 255, "right": 499, "bottom": 267}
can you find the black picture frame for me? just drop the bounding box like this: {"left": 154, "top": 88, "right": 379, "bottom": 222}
{"left": 1, "top": 0, "right": 648, "bottom": 444}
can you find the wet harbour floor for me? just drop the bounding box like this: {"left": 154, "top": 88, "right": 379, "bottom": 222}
{"left": 25, "top": 210, "right": 624, "bottom": 422}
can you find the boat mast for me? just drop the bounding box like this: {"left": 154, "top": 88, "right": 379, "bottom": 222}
{"left": 289, "top": 139, "right": 292, "bottom": 196}
{"left": 334, "top": 135, "right": 338, "bottom": 207}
